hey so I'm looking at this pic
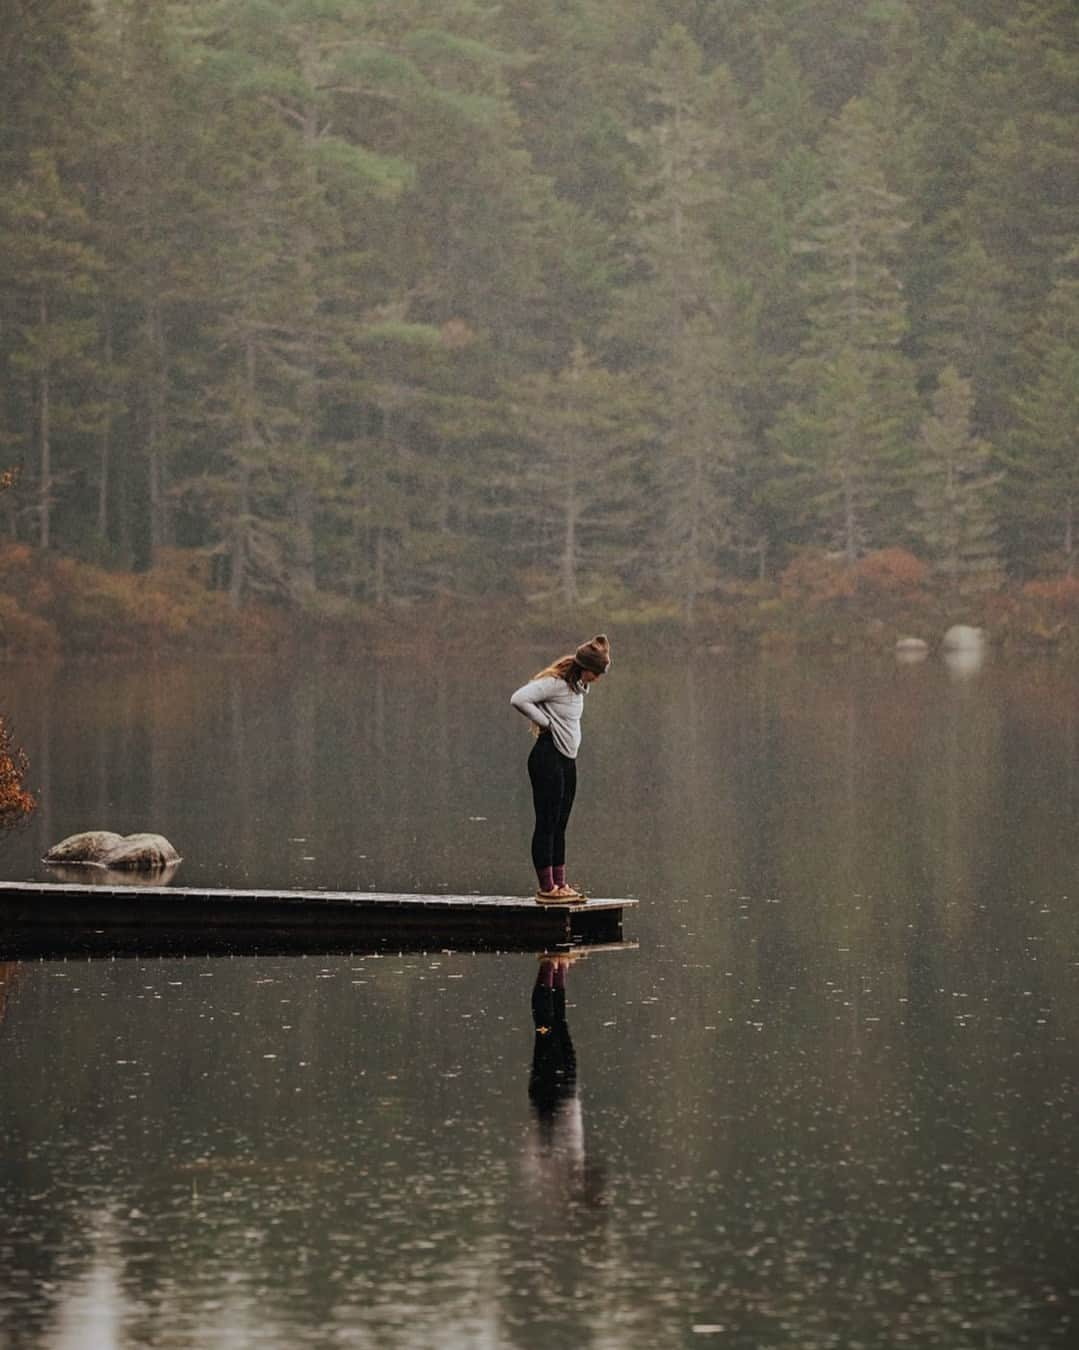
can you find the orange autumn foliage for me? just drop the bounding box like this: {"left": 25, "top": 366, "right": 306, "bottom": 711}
{"left": 780, "top": 548, "right": 931, "bottom": 608}
{"left": 852, "top": 549, "right": 929, "bottom": 594}
{"left": 779, "top": 551, "right": 856, "bottom": 604}
{"left": 0, "top": 716, "right": 35, "bottom": 829}
{"left": 1020, "top": 576, "right": 1079, "bottom": 612}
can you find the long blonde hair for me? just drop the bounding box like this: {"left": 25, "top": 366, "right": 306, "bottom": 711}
{"left": 527, "top": 654, "right": 584, "bottom": 736}
{"left": 532, "top": 654, "right": 583, "bottom": 685}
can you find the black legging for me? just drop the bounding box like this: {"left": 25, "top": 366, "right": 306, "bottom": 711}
{"left": 527, "top": 733, "right": 577, "bottom": 872}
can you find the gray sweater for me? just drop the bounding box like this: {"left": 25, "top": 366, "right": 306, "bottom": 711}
{"left": 510, "top": 675, "right": 587, "bottom": 759}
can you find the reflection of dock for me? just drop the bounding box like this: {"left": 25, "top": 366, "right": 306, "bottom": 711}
{"left": 0, "top": 882, "right": 637, "bottom": 959}
{"left": 543, "top": 939, "right": 639, "bottom": 958}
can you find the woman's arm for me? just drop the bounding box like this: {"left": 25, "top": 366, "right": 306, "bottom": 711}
{"left": 510, "top": 677, "right": 556, "bottom": 728}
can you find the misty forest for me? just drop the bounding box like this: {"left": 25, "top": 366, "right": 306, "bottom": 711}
{"left": 1, "top": 0, "right": 1077, "bottom": 644}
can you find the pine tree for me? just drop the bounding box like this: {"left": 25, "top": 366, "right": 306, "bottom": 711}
{"left": 84, "top": 0, "right": 208, "bottom": 566}
{"left": 734, "top": 45, "right": 823, "bottom": 573}
{"left": 795, "top": 98, "right": 910, "bottom": 360}
{"left": 190, "top": 0, "right": 417, "bottom": 601}
{"left": 959, "top": 2, "right": 1079, "bottom": 448}
{"left": 1010, "top": 253, "right": 1079, "bottom": 575}
{"left": 969, "top": 1, "right": 1079, "bottom": 305}
{"left": 773, "top": 96, "right": 918, "bottom": 561}
{"left": 492, "top": 0, "right": 645, "bottom": 228}
{"left": 612, "top": 25, "right": 755, "bottom": 616}
{"left": 510, "top": 341, "right": 645, "bottom": 606}
{"left": 0, "top": 151, "right": 102, "bottom": 550}
{"left": 0, "top": 0, "right": 102, "bottom": 554}
{"left": 906, "top": 14, "right": 1011, "bottom": 223}
{"left": 0, "top": 0, "right": 94, "bottom": 179}
{"left": 189, "top": 0, "right": 545, "bottom": 605}
{"left": 906, "top": 212, "right": 1010, "bottom": 430}
{"left": 912, "top": 366, "right": 1000, "bottom": 583}
{"left": 775, "top": 347, "right": 902, "bottom": 564}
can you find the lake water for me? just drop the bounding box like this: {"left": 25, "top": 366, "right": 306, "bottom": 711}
{"left": 1, "top": 646, "right": 1078, "bottom": 1348}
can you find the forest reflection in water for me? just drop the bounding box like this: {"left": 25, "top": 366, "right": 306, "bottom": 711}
{"left": 1, "top": 649, "right": 1078, "bottom": 1347}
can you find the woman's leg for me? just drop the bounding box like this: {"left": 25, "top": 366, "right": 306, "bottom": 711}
{"left": 551, "top": 755, "right": 577, "bottom": 875}
{"left": 528, "top": 736, "right": 565, "bottom": 889}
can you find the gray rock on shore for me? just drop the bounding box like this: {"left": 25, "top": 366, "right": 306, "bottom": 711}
{"left": 43, "top": 831, "right": 182, "bottom": 870}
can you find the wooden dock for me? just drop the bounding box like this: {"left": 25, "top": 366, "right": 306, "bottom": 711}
{"left": 0, "top": 880, "right": 637, "bottom": 959}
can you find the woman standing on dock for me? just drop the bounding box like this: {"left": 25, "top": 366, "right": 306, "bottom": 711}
{"left": 510, "top": 635, "right": 610, "bottom": 902}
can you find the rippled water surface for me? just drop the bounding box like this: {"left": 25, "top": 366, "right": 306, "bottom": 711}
{"left": 1, "top": 649, "right": 1078, "bottom": 1347}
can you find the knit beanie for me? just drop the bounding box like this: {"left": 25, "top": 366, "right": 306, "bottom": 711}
{"left": 574, "top": 633, "right": 611, "bottom": 674}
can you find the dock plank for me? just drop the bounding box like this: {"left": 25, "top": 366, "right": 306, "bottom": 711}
{"left": 0, "top": 881, "right": 638, "bottom": 958}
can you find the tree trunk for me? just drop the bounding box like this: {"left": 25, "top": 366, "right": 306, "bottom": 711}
{"left": 374, "top": 526, "right": 387, "bottom": 606}
{"left": 843, "top": 463, "right": 857, "bottom": 564}
{"left": 438, "top": 467, "right": 453, "bottom": 596}
{"left": 38, "top": 293, "right": 51, "bottom": 551}
{"left": 229, "top": 468, "right": 251, "bottom": 608}
{"left": 945, "top": 455, "right": 957, "bottom": 580}
{"left": 291, "top": 485, "right": 317, "bottom": 602}
{"left": 560, "top": 478, "right": 580, "bottom": 606}
{"left": 347, "top": 507, "right": 361, "bottom": 602}
{"left": 146, "top": 296, "right": 169, "bottom": 558}
{"left": 684, "top": 448, "right": 705, "bottom": 624}
{"left": 97, "top": 305, "right": 113, "bottom": 540}
{"left": 289, "top": 74, "right": 321, "bottom": 604}
{"left": 230, "top": 338, "right": 257, "bottom": 608}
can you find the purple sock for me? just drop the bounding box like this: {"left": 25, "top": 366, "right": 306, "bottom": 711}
{"left": 537, "top": 866, "right": 554, "bottom": 893}
{"left": 552, "top": 864, "right": 566, "bottom": 888}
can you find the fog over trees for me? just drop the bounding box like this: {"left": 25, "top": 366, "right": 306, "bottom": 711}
{"left": 1, "top": 0, "right": 1077, "bottom": 617}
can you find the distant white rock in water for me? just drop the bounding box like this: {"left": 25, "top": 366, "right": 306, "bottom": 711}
{"left": 944, "top": 645, "right": 986, "bottom": 678}
{"left": 941, "top": 626, "right": 987, "bottom": 677}
{"left": 43, "top": 831, "right": 182, "bottom": 871}
{"left": 942, "top": 624, "right": 986, "bottom": 651}
{"left": 895, "top": 637, "right": 929, "bottom": 664}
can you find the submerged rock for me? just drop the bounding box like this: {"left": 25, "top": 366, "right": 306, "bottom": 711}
{"left": 44, "top": 831, "right": 181, "bottom": 870}
{"left": 45, "top": 861, "right": 181, "bottom": 887}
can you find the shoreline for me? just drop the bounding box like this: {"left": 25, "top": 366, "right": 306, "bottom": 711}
{"left": 2, "top": 547, "right": 1079, "bottom": 659}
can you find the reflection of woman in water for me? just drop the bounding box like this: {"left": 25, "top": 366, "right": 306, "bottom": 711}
{"left": 510, "top": 636, "right": 611, "bottom": 903}
{"left": 523, "top": 954, "right": 604, "bottom": 1209}
{"left": 530, "top": 955, "right": 578, "bottom": 1122}
{"left": 0, "top": 963, "right": 18, "bottom": 1031}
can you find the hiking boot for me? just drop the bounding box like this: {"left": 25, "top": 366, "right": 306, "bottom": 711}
{"left": 535, "top": 888, "right": 568, "bottom": 904}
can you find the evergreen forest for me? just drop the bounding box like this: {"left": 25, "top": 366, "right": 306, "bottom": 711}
{"left": 2, "top": 0, "right": 1078, "bottom": 648}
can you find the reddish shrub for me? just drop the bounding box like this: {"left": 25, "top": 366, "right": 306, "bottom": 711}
{"left": 779, "top": 551, "right": 855, "bottom": 605}
{"left": 1021, "top": 576, "right": 1079, "bottom": 612}
{"left": 0, "top": 595, "right": 60, "bottom": 652}
{"left": 853, "top": 549, "right": 929, "bottom": 593}
{"left": 0, "top": 715, "right": 35, "bottom": 828}
{"left": 0, "top": 542, "right": 32, "bottom": 570}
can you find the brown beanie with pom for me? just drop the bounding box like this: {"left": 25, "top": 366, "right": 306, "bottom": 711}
{"left": 574, "top": 634, "right": 611, "bottom": 674}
